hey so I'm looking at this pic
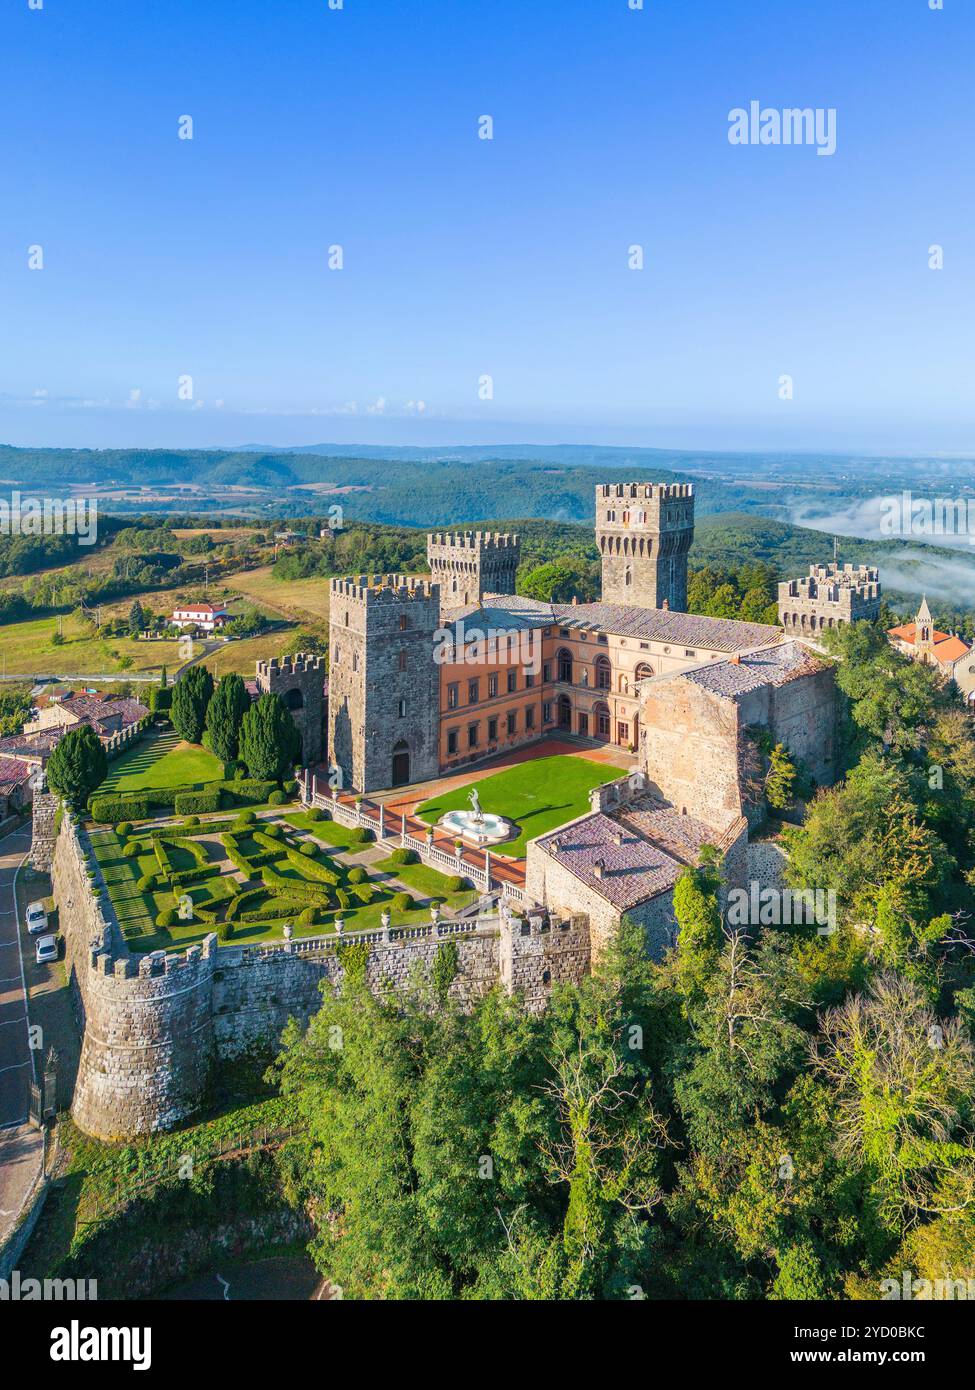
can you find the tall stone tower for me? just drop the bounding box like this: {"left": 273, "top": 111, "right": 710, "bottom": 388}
{"left": 426, "top": 531, "right": 520, "bottom": 614}
{"left": 327, "top": 575, "right": 441, "bottom": 793}
{"left": 254, "top": 654, "right": 326, "bottom": 766}
{"left": 596, "top": 482, "right": 694, "bottom": 611}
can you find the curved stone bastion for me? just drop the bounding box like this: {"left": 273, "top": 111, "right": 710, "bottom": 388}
{"left": 52, "top": 815, "right": 591, "bottom": 1140}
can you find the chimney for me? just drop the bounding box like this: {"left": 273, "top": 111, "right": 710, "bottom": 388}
{"left": 661, "top": 599, "right": 669, "bottom": 611}
{"left": 593, "top": 859, "right": 605, "bottom": 880}
{"left": 729, "top": 654, "right": 740, "bottom": 664}
{"left": 612, "top": 829, "right": 624, "bottom": 847}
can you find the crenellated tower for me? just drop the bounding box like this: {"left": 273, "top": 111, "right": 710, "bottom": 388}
{"left": 426, "top": 531, "right": 520, "bottom": 615}
{"left": 596, "top": 482, "right": 694, "bottom": 611}
{"left": 327, "top": 575, "right": 441, "bottom": 792}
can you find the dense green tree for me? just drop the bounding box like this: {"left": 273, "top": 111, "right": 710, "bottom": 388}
{"left": 46, "top": 723, "right": 107, "bottom": 810}
{"left": 239, "top": 692, "right": 299, "bottom": 780}
{"left": 169, "top": 664, "right": 214, "bottom": 744}
{"left": 204, "top": 673, "right": 251, "bottom": 762}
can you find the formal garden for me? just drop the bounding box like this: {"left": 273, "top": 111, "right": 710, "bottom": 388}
{"left": 88, "top": 806, "right": 478, "bottom": 954}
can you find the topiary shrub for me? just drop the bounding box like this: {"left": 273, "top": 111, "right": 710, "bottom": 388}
{"left": 347, "top": 866, "right": 366, "bottom": 884}
{"left": 299, "top": 841, "right": 316, "bottom": 857}
{"left": 283, "top": 779, "right": 298, "bottom": 796}
{"left": 445, "top": 875, "right": 468, "bottom": 892}
{"left": 122, "top": 841, "right": 141, "bottom": 859}
{"left": 267, "top": 789, "right": 286, "bottom": 806}
{"left": 306, "top": 807, "right": 324, "bottom": 822}
{"left": 156, "top": 908, "right": 177, "bottom": 928}
{"left": 263, "top": 822, "right": 282, "bottom": 838}
{"left": 347, "top": 826, "right": 373, "bottom": 844}
{"left": 116, "top": 821, "right": 132, "bottom": 838}
{"left": 218, "top": 922, "right": 235, "bottom": 942}
{"left": 175, "top": 788, "right": 221, "bottom": 816}
{"left": 298, "top": 906, "right": 317, "bottom": 927}
{"left": 137, "top": 873, "right": 155, "bottom": 892}
{"left": 183, "top": 815, "right": 200, "bottom": 828}
{"left": 391, "top": 891, "right": 413, "bottom": 912}
{"left": 389, "top": 847, "right": 417, "bottom": 866}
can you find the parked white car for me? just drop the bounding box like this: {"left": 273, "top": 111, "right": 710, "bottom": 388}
{"left": 35, "top": 934, "right": 58, "bottom": 965}
{"left": 25, "top": 900, "right": 48, "bottom": 936}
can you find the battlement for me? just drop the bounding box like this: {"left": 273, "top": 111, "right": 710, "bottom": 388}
{"left": 779, "top": 561, "right": 881, "bottom": 634}
{"left": 329, "top": 574, "right": 441, "bottom": 605}
{"left": 597, "top": 482, "right": 694, "bottom": 501}
{"left": 427, "top": 531, "right": 520, "bottom": 551}
{"left": 256, "top": 653, "right": 326, "bottom": 680}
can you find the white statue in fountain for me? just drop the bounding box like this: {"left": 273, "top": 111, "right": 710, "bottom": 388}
{"left": 468, "top": 787, "right": 485, "bottom": 825}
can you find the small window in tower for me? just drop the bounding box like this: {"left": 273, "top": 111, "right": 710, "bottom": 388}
{"left": 399, "top": 614, "right": 409, "bottom": 631}
{"left": 398, "top": 650, "right": 407, "bottom": 671}
{"left": 344, "top": 611, "right": 349, "bottom": 627}
{"left": 352, "top": 651, "right": 359, "bottom": 672}
{"left": 398, "top": 699, "right": 407, "bottom": 718}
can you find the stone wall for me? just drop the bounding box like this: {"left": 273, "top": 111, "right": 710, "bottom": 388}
{"left": 29, "top": 791, "right": 58, "bottom": 871}
{"left": 52, "top": 815, "right": 591, "bottom": 1139}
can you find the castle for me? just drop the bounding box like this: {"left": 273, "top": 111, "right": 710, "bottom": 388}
{"left": 778, "top": 561, "right": 881, "bottom": 635}
{"left": 328, "top": 482, "right": 794, "bottom": 793}
{"left": 43, "top": 481, "right": 859, "bottom": 1140}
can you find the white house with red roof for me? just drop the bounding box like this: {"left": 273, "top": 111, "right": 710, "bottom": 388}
{"left": 171, "top": 601, "right": 230, "bottom": 633}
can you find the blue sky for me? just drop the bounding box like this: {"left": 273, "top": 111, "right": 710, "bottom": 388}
{"left": 2, "top": 0, "right": 972, "bottom": 454}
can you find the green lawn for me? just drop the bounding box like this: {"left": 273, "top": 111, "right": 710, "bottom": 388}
{"left": 372, "top": 856, "right": 477, "bottom": 911}
{"left": 414, "top": 754, "right": 629, "bottom": 857}
{"left": 284, "top": 811, "right": 374, "bottom": 853}
{"left": 101, "top": 731, "right": 224, "bottom": 794}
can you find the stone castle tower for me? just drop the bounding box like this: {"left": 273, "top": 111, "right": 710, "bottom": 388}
{"left": 778, "top": 562, "right": 881, "bottom": 636}
{"left": 327, "top": 575, "right": 441, "bottom": 792}
{"left": 426, "top": 531, "right": 520, "bottom": 614}
{"left": 255, "top": 653, "right": 326, "bottom": 765}
{"left": 596, "top": 483, "right": 694, "bottom": 611}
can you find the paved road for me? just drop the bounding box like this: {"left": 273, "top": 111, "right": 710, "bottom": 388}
{"left": 0, "top": 826, "right": 43, "bottom": 1244}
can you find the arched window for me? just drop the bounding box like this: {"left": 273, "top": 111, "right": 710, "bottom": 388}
{"left": 557, "top": 648, "right": 573, "bottom": 683}
{"left": 594, "top": 654, "right": 611, "bottom": 690}
{"left": 557, "top": 694, "right": 572, "bottom": 731}
{"left": 635, "top": 662, "right": 653, "bottom": 681}
{"left": 285, "top": 687, "right": 303, "bottom": 711}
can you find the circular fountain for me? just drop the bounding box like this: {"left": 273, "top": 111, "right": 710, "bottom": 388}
{"left": 439, "top": 788, "right": 517, "bottom": 846}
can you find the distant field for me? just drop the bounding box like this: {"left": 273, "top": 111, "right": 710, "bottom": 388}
{"left": 224, "top": 567, "right": 331, "bottom": 625}
{"left": 200, "top": 629, "right": 299, "bottom": 677}
{"left": 0, "top": 612, "right": 192, "bottom": 677}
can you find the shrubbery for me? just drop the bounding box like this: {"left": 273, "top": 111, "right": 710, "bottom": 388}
{"left": 156, "top": 908, "right": 176, "bottom": 928}
{"left": 267, "top": 789, "right": 286, "bottom": 806}
{"left": 175, "top": 789, "right": 221, "bottom": 816}
{"left": 347, "top": 866, "right": 366, "bottom": 884}
{"left": 390, "top": 847, "right": 418, "bottom": 866}
{"left": 445, "top": 875, "right": 468, "bottom": 892}
{"left": 391, "top": 891, "right": 413, "bottom": 912}
{"left": 306, "top": 807, "right": 324, "bottom": 822}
